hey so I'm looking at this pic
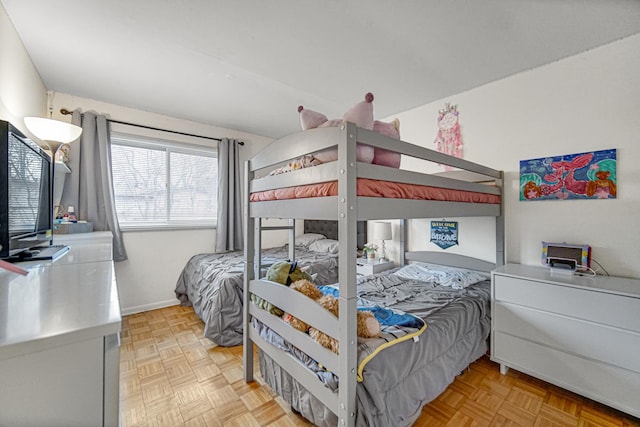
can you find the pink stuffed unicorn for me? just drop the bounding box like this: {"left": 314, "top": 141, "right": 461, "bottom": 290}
{"left": 298, "top": 92, "right": 401, "bottom": 168}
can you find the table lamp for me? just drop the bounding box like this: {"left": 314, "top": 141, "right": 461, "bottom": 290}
{"left": 372, "top": 221, "right": 392, "bottom": 262}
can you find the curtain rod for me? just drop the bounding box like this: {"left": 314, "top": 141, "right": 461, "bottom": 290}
{"left": 60, "top": 108, "right": 244, "bottom": 145}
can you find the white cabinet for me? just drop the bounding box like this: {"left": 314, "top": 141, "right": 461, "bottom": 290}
{"left": 0, "top": 236, "right": 121, "bottom": 426}
{"left": 491, "top": 264, "right": 640, "bottom": 418}
{"left": 54, "top": 231, "right": 114, "bottom": 264}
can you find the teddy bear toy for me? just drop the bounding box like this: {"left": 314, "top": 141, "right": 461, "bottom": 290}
{"left": 283, "top": 278, "right": 381, "bottom": 353}
{"left": 309, "top": 294, "right": 381, "bottom": 354}
{"left": 282, "top": 279, "right": 325, "bottom": 331}
{"left": 251, "top": 261, "right": 313, "bottom": 316}
{"left": 298, "top": 92, "right": 401, "bottom": 168}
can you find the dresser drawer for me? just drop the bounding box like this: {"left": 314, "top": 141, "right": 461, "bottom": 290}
{"left": 493, "top": 275, "right": 640, "bottom": 332}
{"left": 493, "top": 332, "right": 640, "bottom": 418}
{"left": 494, "top": 301, "right": 640, "bottom": 373}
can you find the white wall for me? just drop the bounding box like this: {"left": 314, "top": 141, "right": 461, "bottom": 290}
{"left": 0, "top": 3, "right": 47, "bottom": 131}
{"left": 49, "top": 93, "right": 279, "bottom": 314}
{"left": 6, "top": 0, "right": 638, "bottom": 313}
{"left": 386, "top": 34, "right": 640, "bottom": 279}
{"left": 0, "top": 1, "right": 299, "bottom": 315}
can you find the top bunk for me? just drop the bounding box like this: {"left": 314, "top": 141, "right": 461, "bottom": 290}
{"left": 245, "top": 122, "right": 502, "bottom": 221}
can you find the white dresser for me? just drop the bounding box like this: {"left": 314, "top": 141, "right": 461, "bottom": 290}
{"left": 0, "top": 232, "right": 120, "bottom": 427}
{"left": 54, "top": 231, "right": 114, "bottom": 264}
{"left": 491, "top": 264, "right": 640, "bottom": 418}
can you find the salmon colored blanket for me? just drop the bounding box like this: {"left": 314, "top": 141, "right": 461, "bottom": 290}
{"left": 250, "top": 178, "right": 499, "bottom": 204}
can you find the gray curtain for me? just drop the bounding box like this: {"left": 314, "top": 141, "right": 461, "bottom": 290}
{"left": 215, "top": 138, "right": 243, "bottom": 252}
{"left": 60, "top": 111, "right": 128, "bottom": 261}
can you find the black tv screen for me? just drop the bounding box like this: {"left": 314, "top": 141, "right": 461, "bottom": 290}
{"left": 0, "top": 120, "right": 52, "bottom": 259}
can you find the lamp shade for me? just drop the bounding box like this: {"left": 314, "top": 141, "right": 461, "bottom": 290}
{"left": 24, "top": 117, "right": 82, "bottom": 143}
{"left": 372, "top": 221, "right": 392, "bottom": 241}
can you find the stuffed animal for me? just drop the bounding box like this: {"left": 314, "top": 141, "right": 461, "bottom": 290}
{"left": 308, "top": 294, "right": 381, "bottom": 354}
{"left": 299, "top": 92, "right": 375, "bottom": 132}
{"left": 282, "top": 279, "right": 324, "bottom": 332}
{"left": 341, "top": 91, "right": 375, "bottom": 131}
{"left": 298, "top": 92, "right": 376, "bottom": 164}
{"left": 298, "top": 92, "right": 400, "bottom": 168}
{"left": 266, "top": 260, "right": 311, "bottom": 285}
{"left": 283, "top": 279, "right": 382, "bottom": 353}
{"left": 372, "top": 118, "right": 402, "bottom": 168}
{"left": 251, "top": 261, "right": 313, "bottom": 316}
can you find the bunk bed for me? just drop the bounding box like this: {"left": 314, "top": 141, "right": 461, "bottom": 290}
{"left": 243, "top": 123, "right": 504, "bottom": 426}
{"left": 175, "top": 220, "right": 367, "bottom": 346}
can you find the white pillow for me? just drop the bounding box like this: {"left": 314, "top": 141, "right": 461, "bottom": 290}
{"left": 394, "top": 262, "right": 489, "bottom": 289}
{"left": 295, "top": 233, "right": 327, "bottom": 247}
{"left": 393, "top": 264, "right": 442, "bottom": 283}
{"left": 308, "top": 239, "right": 340, "bottom": 254}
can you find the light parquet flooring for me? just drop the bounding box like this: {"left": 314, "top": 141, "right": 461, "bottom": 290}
{"left": 120, "top": 306, "right": 640, "bottom": 427}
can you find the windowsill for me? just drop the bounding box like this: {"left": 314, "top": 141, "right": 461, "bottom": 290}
{"left": 120, "top": 224, "right": 216, "bottom": 232}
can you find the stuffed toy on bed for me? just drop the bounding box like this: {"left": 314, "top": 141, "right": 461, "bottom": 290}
{"left": 372, "top": 118, "right": 402, "bottom": 168}
{"left": 298, "top": 92, "right": 375, "bottom": 164}
{"left": 251, "top": 261, "right": 313, "bottom": 316}
{"left": 283, "top": 278, "right": 381, "bottom": 353}
{"left": 309, "top": 294, "right": 381, "bottom": 354}
{"left": 298, "top": 92, "right": 401, "bottom": 168}
{"left": 282, "top": 279, "right": 324, "bottom": 332}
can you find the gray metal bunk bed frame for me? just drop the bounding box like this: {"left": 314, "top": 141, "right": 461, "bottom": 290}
{"left": 243, "top": 122, "right": 504, "bottom": 427}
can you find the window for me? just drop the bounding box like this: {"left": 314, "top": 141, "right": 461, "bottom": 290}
{"left": 111, "top": 133, "right": 217, "bottom": 229}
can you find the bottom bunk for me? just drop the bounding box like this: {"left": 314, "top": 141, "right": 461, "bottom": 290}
{"left": 175, "top": 243, "right": 338, "bottom": 346}
{"left": 245, "top": 253, "right": 493, "bottom": 426}
{"left": 175, "top": 219, "right": 366, "bottom": 346}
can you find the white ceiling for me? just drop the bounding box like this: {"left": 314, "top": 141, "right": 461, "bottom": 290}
{"left": 3, "top": 1, "right": 640, "bottom": 139}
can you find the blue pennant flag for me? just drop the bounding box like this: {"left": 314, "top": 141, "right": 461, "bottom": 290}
{"left": 430, "top": 221, "right": 458, "bottom": 250}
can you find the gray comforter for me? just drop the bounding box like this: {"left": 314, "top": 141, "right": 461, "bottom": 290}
{"left": 175, "top": 245, "right": 338, "bottom": 346}
{"left": 257, "top": 270, "right": 491, "bottom": 426}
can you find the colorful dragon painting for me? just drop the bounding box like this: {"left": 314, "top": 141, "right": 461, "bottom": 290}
{"left": 520, "top": 149, "right": 617, "bottom": 201}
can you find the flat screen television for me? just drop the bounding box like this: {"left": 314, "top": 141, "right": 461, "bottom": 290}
{"left": 0, "top": 120, "right": 53, "bottom": 259}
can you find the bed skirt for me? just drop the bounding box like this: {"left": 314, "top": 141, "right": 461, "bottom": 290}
{"left": 258, "top": 316, "right": 490, "bottom": 427}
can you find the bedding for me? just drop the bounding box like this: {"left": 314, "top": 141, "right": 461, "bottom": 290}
{"left": 250, "top": 178, "right": 500, "bottom": 204}
{"left": 295, "top": 233, "right": 328, "bottom": 247}
{"left": 254, "top": 268, "right": 492, "bottom": 426}
{"left": 394, "top": 262, "right": 490, "bottom": 289}
{"left": 308, "top": 239, "right": 340, "bottom": 254}
{"left": 175, "top": 243, "right": 339, "bottom": 346}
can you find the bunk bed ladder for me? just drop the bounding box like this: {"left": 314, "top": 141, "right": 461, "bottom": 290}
{"left": 243, "top": 160, "right": 256, "bottom": 382}
{"left": 243, "top": 159, "right": 297, "bottom": 383}
{"left": 259, "top": 220, "right": 296, "bottom": 264}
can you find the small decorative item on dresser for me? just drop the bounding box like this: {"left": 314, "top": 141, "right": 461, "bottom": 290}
{"left": 363, "top": 243, "right": 378, "bottom": 260}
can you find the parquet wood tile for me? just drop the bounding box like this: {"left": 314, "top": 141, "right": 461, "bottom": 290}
{"left": 120, "top": 306, "right": 640, "bottom": 427}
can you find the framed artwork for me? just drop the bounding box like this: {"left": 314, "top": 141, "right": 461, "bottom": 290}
{"left": 520, "top": 148, "right": 617, "bottom": 201}
{"left": 430, "top": 221, "right": 458, "bottom": 249}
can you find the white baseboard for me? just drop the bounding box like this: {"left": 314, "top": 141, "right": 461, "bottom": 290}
{"left": 121, "top": 299, "right": 180, "bottom": 316}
